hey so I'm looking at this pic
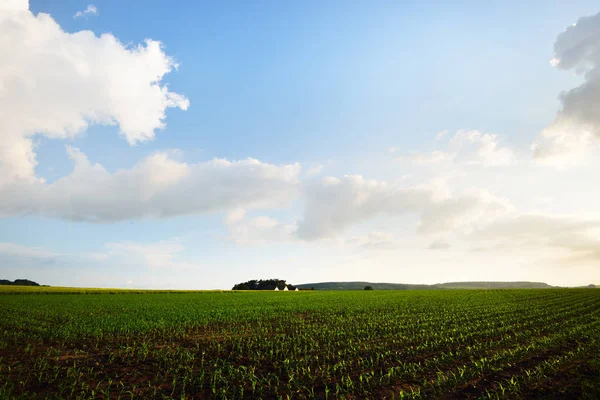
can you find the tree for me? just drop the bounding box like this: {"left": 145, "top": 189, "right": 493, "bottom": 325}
{"left": 0, "top": 279, "right": 40, "bottom": 286}
{"left": 232, "top": 283, "right": 250, "bottom": 290}
{"left": 364, "top": 286, "right": 374, "bottom": 290}
{"left": 232, "top": 279, "right": 295, "bottom": 291}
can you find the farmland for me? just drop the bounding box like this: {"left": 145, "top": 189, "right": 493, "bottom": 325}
{"left": 1, "top": 289, "right": 599, "bottom": 399}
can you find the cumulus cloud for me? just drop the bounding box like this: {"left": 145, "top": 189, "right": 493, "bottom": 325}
{"left": 0, "top": 3, "right": 188, "bottom": 185}
{"left": 0, "top": 148, "right": 300, "bottom": 221}
{"left": 532, "top": 123, "right": 595, "bottom": 166}
{"left": 0, "top": 4, "right": 300, "bottom": 223}
{"left": 0, "top": 0, "right": 28, "bottom": 11}
{"left": 73, "top": 4, "right": 98, "bottom": 19}
{"left": 296, "top": 175, "right": 512, "bottom": 240}
{"left": 533, "top": 11, "right": 600, "bottom": 164}
{"left": 0, "top": 3, "right": 306, "bottom": 226}
{"left": 296, "top": 175, "right": 433, "bottom": 240}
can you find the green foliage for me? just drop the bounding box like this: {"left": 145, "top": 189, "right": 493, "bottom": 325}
{"left": 0, "top": 279, "right": 41, "bottom": 286}
{"left": 232, "top": 279, "right": 296, "bottom": 291}
{"left": 1, "top": 289, "right": 599, "bottom": 398}
{"left": 364, "top": 286, "right": 374, "bottom": 290}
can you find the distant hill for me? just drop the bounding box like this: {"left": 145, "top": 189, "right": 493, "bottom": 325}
{"left": 0, "top": 279, "right": 41, "bottom": 286}
{"left": 295, "top": 281, "right": 553, "bottom": 290}
{"left": 436, "top": 281, "right": 552, "bottom": 289}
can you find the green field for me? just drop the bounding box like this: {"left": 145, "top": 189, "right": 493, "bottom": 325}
{"left": 1, "top": 288, "right": 599, "bottom": 399}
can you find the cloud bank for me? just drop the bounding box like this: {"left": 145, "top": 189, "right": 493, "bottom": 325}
{"left": 0, "top": 148, "right": 300, "bottom": 222}
{"left": 473, "top": 215, "right": 600, "bottom": 263}
{"left": 296, "top": 175, "right": 512, "bottom": 240}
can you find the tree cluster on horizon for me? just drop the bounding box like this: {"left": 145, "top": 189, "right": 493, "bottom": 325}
{"left": 0, "top": 279, "right": 41, "bottom": 286}
{"left": 232, "top": 279, "right": 298, "bottom": 291}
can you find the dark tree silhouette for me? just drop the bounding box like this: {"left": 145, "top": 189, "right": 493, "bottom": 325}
{"left": 0, "top": 279, "right": 41, "bottom": 286}
{"left": 232, "top": 279, "right": 296, "bottom": 291}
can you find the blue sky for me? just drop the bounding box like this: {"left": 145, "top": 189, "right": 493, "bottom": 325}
{"left": 1, "top": 0, "right": 600, "bottom": 288}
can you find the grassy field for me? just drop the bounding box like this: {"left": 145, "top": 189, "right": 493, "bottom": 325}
{"left": 1, "top": 288, "right": 599, "bottom": 399}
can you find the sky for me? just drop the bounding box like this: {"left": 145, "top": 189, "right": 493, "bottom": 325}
{"left": 1, "top": 0, "right": 600, "bottom": 289}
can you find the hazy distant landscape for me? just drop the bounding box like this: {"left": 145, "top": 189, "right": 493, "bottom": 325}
{"left": 5, "top": 278, "right": 597, "bottom": 291}
{"left": 297, "top": 281, "right": 556, "bottom": 290}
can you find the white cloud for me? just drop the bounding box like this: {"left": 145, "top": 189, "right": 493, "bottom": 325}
{"left": 0, "top": 0, "right": 28, "bottom": 11}
{"left": 0, "top": 3, "right": 188, "bottom": 185}
{"left": 296, "top": 175, "right": 512, "bottom": 240}
{"left": 450, "top": 129, "right": 514, "bottom": 166}
{"left": 296, "top": 175, "right": 434, "bottom": 240}
{"left": 533, "top": 11, "right": 600, "bottom": 164}
{"left": 73, "top": 4, "right": 98, "bottom": 19}
{"left": 0, "top": 148, "right": 301, "bottom": 221}
{"left": 532, "top": 119, "right": 597, "bottom": 167}
{"left": 418, "top": 189, "right": 514, "bottom": 233}
{"left": 417, "top": 189, "right": 514, "bottom": 235}
{"left": 0, "top": 5, "right": 303, "bottom": 223}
